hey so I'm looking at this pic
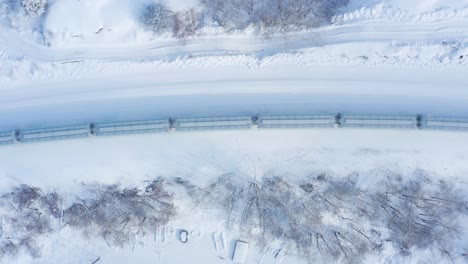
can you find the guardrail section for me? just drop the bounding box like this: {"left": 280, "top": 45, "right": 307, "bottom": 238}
{"left": 174, "top": 116, "right": 252, "bottom": 131}
{"left": 420, "top": 117, "right": 468, "bottom": 131}
{"left": 258, "top": 114, "right": 336, "bottom": 128}
{"left": 94, "top": 119, "right": 170, "bottom": 136}
{"left": 18, "top": 124, "right": 90, "bottom": 143}
{"left": 340, "top": 114, "right": 418, "bottom": 129}
{"left": 0, "top": 131, "right": 15, "bottom": 145}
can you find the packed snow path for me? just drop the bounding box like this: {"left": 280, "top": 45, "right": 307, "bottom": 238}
{"left": 1, "top": 20, "right": 467, "bottom": 62}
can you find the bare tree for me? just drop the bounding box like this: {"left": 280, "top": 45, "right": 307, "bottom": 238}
{"left": 0, "top": 170, "right": 466, "bottom": 263}
{"left": 195, "top": 175, "right": 372, "bottom": 263}
{"left": 200, "top": 0, "right": 349, "bottom": 32}
{"left": 140, "top": 1, "right": 174, "bottom": 34}
{"left": 192, "top": 171, "right": 467, "bottom": 263}
{"left": 374, "top": 172, "right": 467, "bottom": 259}
{"left": 21, "top": 0, "right": 47, "bottom": 17}
{"left": 0, "top": 185, "right": 60, "bottom": 259}
{"left": 62, "top": 180, "right": 176, "bottom": 248}
{"left": 173, "top": 9, "right": 203, "bottom": 39}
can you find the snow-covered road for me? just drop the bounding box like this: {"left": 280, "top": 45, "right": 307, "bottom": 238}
{"left": 1, "top": 1, "right": 467, "bottom": 131}
{"left": 1, "top": 64, "right": 467, "bottom": 130}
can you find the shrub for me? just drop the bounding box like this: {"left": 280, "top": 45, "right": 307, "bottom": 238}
{"left": 21, "top": 0, "right": 47, "bottom": 17}
{"left": 0, "top": 185, "right": 60, "bottom": 259}
{"left": 140, "top": 1, "right": 174, "bottom": 34}
{"left": 200, "top": 0, "right": 350, "bottom": 32}
{"left": 173, "top": 8, "right": 202, "bottom": 39}
{"left": 63, "top": 181, "right": 176, "bottom": 248}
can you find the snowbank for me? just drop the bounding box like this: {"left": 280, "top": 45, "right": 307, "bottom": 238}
{"left": 41, "top": 0, "right": 200, "bottom": 47}
{"left": 388, "top": 0, "right": 468, "bottom": 13}
{"left": 43, "top": 0, "right": 153, "bottom": 47}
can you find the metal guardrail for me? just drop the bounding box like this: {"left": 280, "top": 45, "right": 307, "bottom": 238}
{"left": 17, "top": 124, "right": 91, "bottom": 143}
{"left": 420, "top": 117, "right": 468, "bottom": 131}
{"left": 257, "top": 114, "right": 336, "bottom": 129}
{"left": 340, "top": 114, "right": 418, "bottom": 129}
{"left": 0, "top": 131, "right": 15, "bottom": 145}
{"left": 174, "top": 116, "right": 253, "bottom": 131}
{"left": 0, "top": 113, "right": 467, "bottom": 146}
{"left": 94, "top": 119, "right": 170, "bottom": 136}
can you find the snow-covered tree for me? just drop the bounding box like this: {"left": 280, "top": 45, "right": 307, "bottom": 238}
{"left": 173, "top": 9, "right": 202, "bottom": 39}
{"left": 21, "top": 0, "right": 47, "bottom": 17}
{"left": 200, "top": 0, "right": 350, "bottom": 32}
{"left": 140, "top": 1, "right": 174, "bottom": 34}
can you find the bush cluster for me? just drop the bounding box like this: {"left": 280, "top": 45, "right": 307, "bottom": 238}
{"left": 141, "top": 0, "right": 349, "bottom": 37}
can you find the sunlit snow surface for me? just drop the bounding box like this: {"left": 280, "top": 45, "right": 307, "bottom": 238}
{"left": 0, "top": 0, "right": 468, "bottom": 263}
{"left": 0, "top": 129, "right": 467, "bottom": 263}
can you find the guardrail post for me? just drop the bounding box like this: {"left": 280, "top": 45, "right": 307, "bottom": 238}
{"left": 89, "top": 123, "right": 96, "bottom": 136}
{"left": 14, "top": 130, "right": 21, "bottom": 143}
{"left": 251, "top": 115, "right": 259, "bottom": 129}
{"left": 416, "top": 115, "right": 423, "bottom": 129}
{"left": 169, "top": 118, "right": 176, "bottom": 132}
{"left": 334, "top": 113, "right": 342, "bottom": 128}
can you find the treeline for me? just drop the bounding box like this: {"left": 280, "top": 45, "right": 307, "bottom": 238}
{"left": 141, "top": 0, "right": 349, "bottom": 37}
{"left": 200, "top": 0, "right": 349, "bottom": 31}
{"left": 1, "top": 0, "right": 48, "bottom": 17}
{"left": 2, "top": 0, "right": 349, "bottom": 38}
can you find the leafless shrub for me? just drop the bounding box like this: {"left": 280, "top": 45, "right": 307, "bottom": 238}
{"left": 0, "top": 180, "right": 177, "bottom": 260}
{"left": 200, "top": 0, "right": 350, "bottom": 32}
{"left": 140, "top": 0, "right": 350, "bottom": 37}
{"left": 0, "top": 241, "right": 18, "bottom": 260}
{"left": 194, "top": 171, "right": 467, "bottom": 263}
{"left": 62, "top": 180, "right": 176, "bottom": 248}
{"left": 173, "top": 9, "right": 202, "bottom": 39}
{"left": 0, "top": 170, "right": 466, "bottom": 262}
{"left": 374, "top": 171, "right": 468, "bottom": 258}
{"left": 195, "top": 174, "right": 371, "bottom": 263}
{"left": 21, "top": 0, "right": 47, "bottom": 17}
{"left": 0, "top": 185, "right": 60, "bottom": 259}
{"left": 140, "top": 1, "right": 174, "bottom": 34}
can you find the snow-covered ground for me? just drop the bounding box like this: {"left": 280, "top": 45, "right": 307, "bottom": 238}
{"left": 1, "top": 129, "right": 468, "bottom": 263}
{"left": 1, "top": 64, "right": 468, "bottom": 131}
{"left": 1, "top": 0, "right": 468, "bottom": 263}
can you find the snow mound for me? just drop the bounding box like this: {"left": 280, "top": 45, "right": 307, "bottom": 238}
{"left": 387, "top": 0, "right": 468, "bottom": 13}
{"left": 43, "top": 0, "right": 155, "bottom": 47}
{"left": 335, "top": 2, "right": 468, "bottom": 24}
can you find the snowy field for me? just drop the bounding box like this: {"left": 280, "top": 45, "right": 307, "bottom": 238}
{"left": 1, "top": 0, "right": 468, "bottom": 263}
